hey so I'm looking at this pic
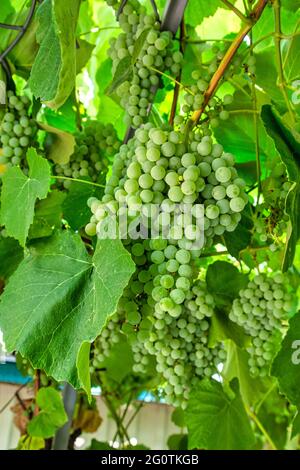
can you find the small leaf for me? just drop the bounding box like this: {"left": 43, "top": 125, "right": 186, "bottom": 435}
{"left": 131, "top": 28, "right": 151, "bottom": 64}
{"left": 167, "top": 434, "right": 188, "bottom": 450}
{"left": 88, "top": 439, "right": 113, "bottom": 450}
{"left": 27, "top": 387, "right": 67, "bottom": 438}
{"left": 106, "top": 57, "right": 133, "bottom": 95}
{"left": 185, "top": 378, "right": 255, "bottom": 450}
{"left": 0, "top": 230, "right": 135, "bottom": 393}
{"left": 39, "top": 121, "right": 75, "bottom": 164}
{"left": 206, "top": 261, "right": 248, "bottom": 306}
{"left": 0, "top": 148, "right": 51, "bottom": 246}
{"left": 171, "top": 407, "right": 186, "bottom": 428}
{"left": 272, "top": 312, "right": 300, "bottom": 406}
{"left": 17, "top": 435, "right": 45, "bottom": 450}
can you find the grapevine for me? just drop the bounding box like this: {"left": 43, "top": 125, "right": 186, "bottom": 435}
{"left": 0, "top": 0, "right": 299, "bottom": 453}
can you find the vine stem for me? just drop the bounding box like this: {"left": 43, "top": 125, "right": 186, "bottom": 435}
{"left": 148, "top": 66, "right": 194, "bottom": 95}
{"left": 220, "top": 0, "right": 250, "bottom": 23}
{"left": 250, "top": 32, "right": 261, "bottom": 201}
{"left": 0, "top": 0, "right": 38, "bottom": 63}
{"left": 52, "top": 175, "right": 105, "bottom": 188}
{"left": 33, "top": 370, "right": 41, "bottom": 416}
{"left": 169, "top": 19, "right": 186, "bottom": 125}
{"left": 273, "top": 0, "right": 295, "bottom": 125}
{"left": 189, "top": 0, "right": 268, "bottom": 125}
{"left": 0, "top": 23, "right": 23, "bottom": 31}
{"left": 246, "top": 407, "right": 277, "bottom": 450}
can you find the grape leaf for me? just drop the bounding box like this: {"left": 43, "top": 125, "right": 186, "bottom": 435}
{"left": 206, "top": 261, "right": 248, "bottom": 306}
{"left": 209, "top": 308, "right": 248, "bottom": 348}
{"left": 62, "top": 180, "right": 103, "bottom": 230}
{"left": 29, "top": 190, "right": 65, "bottom": 240}
{"left": 223, "top": 213, "right": 253, "bottom": 259}
{"left": 185, "top": 0, "right": 220, "bottom": 27}
{"left": 283, "top": 0, "right": 300, "bottom": 12}
{"left": 0, "top": 237, "right": 23, "bottom": 280}
{"left": 39, "top": 121, "right": 75, "bottom": 164}
{"left": 0, "top": 148, "right": 51, "bottom": 247}
{"left": 76, "top": 38, "right": 95, "bottom": 74}
{"left": 185, "top": 379, "right": 255, "bottom": 450}
{"left": 88, "top": 439, "right": 113, "bottom": 450}
{"left": 131, "top": 28, "right": 151, "bottom": 64}
{"left": 27, "top": 387, "right": 67, "bottom": 439}
{"left": 0, "top": 230, "right": 135, "bottom": 394}
{"left": 103, "top": 339, "right": 134, "bottom": 383}
{"left": 272, "top": 312, "right": 300, "bottom": 406}
{"left": 283, "top": 35, "right": 300, "bottom": 84}
{"left": 106, "top": 56, "right": 133, "bottom": 95}
{"left": 223, "top": 340, "right": 273, "bottom": 406}
{"left": 261, "top": 105, "right": 300, "bottom": 271}
{"left": 214, "top": 90, "right": 280, "bottom": 167}
{"left": 167, "top": 434, "right": 188, "bottom": 450}
{"left": 292, "top": 411, "right": 300, "bottom": 437}
{"left": 29, "top": 0, "right": 81, "bottom": 109}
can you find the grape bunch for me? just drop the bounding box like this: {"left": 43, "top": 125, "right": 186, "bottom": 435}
{"left": 86, "top": 122, "right": 249, "bottom": 407}
{"left": 106, "top": 0, "right": 183, "bottom": 128}
{"left": 86, "top": 123, "right": 248, "bottom": 245}
{"left": 179, "top": 69, "right": 233, "bottom": 130}
{"left": 92, "top": 257, "right": 225, "bottom": 408}
{"left": 253, "top": 158, "right": 292, "bottom": 248}
{"left": 0, "top": 91, "right": 37, "bottom": 173}
{"left": 53, "top": 121, "right": 120, "bottom": 189}
{"left": 229, "top": 272, "right": 292, "bottom": 377}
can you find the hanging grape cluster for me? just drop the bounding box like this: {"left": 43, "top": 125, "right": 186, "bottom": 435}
{"left": 53, "top": 121, "right": 120, "bottom": 189}
{"left": 106, "top": 0, "right": 183, "bottom": 128}
{"left": 0, "top": 91, "right": 37, "bottom": 175}
{"left": 86, "top": 123, "right": 248, "bottom": 407}
{"left": 253, "top": 158, "right": 292, "bottom": 250}
{"left": 229, "top": 272, "right": 292, "bottom": 377}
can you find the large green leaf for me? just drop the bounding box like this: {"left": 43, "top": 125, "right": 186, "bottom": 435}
{"left": 261, "top": 105, "right": 300, "bottom": 271}
{"left": 0, "top": 148, "right": 51, "bottom": 247}
{"left": 185, "top": 379, "right": 255, "bottom": 450}
{"left": 27, "top": 387, "right": 67, "bottom": 439}
{"left": 0, "top": 230, "right": 135, "bottom": 394}
{"left": 272, "top": 312, "right": 300, "bottom": 406}
{"left": 29, "top": 0, "right": 81, "bottom": 109}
